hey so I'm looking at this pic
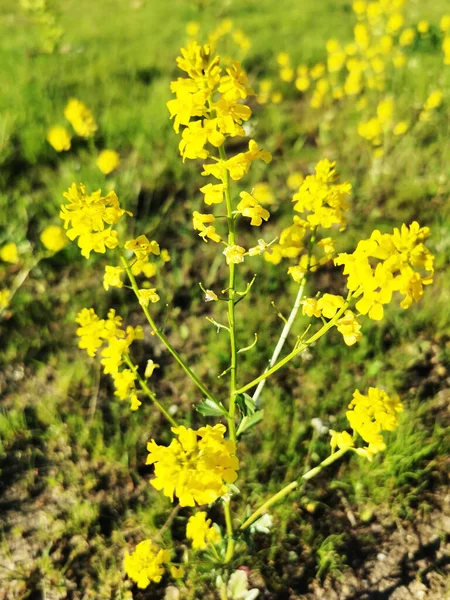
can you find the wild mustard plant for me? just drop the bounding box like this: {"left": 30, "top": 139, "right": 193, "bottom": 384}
{"left": 59, "top": 40, "right": 435, "bottom": 597}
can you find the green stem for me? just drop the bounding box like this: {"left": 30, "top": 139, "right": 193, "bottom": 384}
{"left": 251, "top": 228, "right": 317, "bottom": 406}
{"left": 120, "top": 254, "right": 217, "bottom": 404}
{"left": 123, "top": 354, "right": 178, "bottom": 427}
{"left": 240, "top": 447, "right": 349, "bottom": 531}
{"left": 219, "top": 145, "right": 238, "bottom": 445}
{"left": 235, "top": 299, "right": 350, "bottom": 396}
{"left": 223, "top": 497, "right": 235, "bottom": 564}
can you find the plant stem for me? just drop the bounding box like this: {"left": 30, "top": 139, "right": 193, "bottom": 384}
{"left": 240, "top": 447, "right": 349, "bottom": 531}
{"left": 123, "top": 354, "right": 178, "bottom": 427}
{"left": 219, "top": 144, "right": 238, "bottom": 566}
{"left": 219, "top": 144, "right": 238, "bottom": 445}
{"left": 252, "top": 229, "right": 316, "bottom": 406}
{"left": 235, "top": 300, "right": 349, "bottom": 396}
{"left": 120, "top": 254, "right": 217, "bottom": 404}
{"left": 223, "top": 497, "right": 235, "bottom": 564}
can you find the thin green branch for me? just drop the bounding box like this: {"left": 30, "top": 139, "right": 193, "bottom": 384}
{"left": 120, "top": 253, "right": 217, "bottom": 404}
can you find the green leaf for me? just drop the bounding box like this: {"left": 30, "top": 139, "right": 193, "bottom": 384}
{"left": 236, "top": 410, "right": 264, "bottom": 437}
{"left": 196, "top": 398, "right": 228, "bottom": 417}
{"left": 235, "top": 393, "right": 257, "bottom": 417}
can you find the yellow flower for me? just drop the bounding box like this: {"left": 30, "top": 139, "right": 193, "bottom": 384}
{"left": 329, "top": 430, "right": 354, "bottom": 452}
{"left": 317, "top": 293, "right": 346, "bottom": 319}
{"left": 103, "top": 266, "right": 124, "bottom": 291}
{"left": 0, "top": 289, "right": 10, "bottom": 310}
{"left": 125, "top": 235, "right": 160, "bottom": 260}
{"left": 146, "top": 424, "right": 239, "bottom": 507}
{"left": 186, "top": 21, "right": 200, "bottom": 37}
{"left": 302, "top": 298, "right": 322, "bottom": 318}
{"left": 277, "top": 52, "right": 290, "bottom": 67}
{"left": 64, "top": 99, "right": 97, "bottom": 138}
{"left": 186, "top": 512, "right": 221, "bottom": 550}
{"left": 75, "top": 308, "right": 107, "bottom": 357}
{"left": 287, "top": 173, "right": 304, "bottom": 190}
{"left": 200, "top": 183, "right": 225, "bottom": 205}
{"left": 336, "top": 310, "right": 362, "bottom": 345}
{"left": 96, "top": 150, "right": 120, "bottom": 175}
{"left": 60, "top": 184, "right": 131, "bottom": 259}
{"left": 223, "top": 244, "right": 246, "bottom": 265}
{"left": 40, "top": 225, "right": 68, "bottom": 252}
{"left": 423, "top": 90, "right": 443, "bottom": 111}
{"left": 292, "top": 159, "right": 351, "bottom": 230}
{"left": 237, "top": 192, "right": 270, "bottom": 226}
{"left": 145, "top": 359, "right": 160, "bottom": 378}
{"left": 138, "top": 288, "right": 160, "bottom": 306}
{"left": 399, "top": 28, "right": 415, "bottom": 47}
{"left": 47, "top": 126, "right": 71, "bottom": 152}
{"left": 170, "top": 565, "right": 185, "bottom": 579}
{"left": 0, "top": 243, "right": 19, "bottom": 264}
{"left": 204, "top": 289, "right": 218, "bottom": 301}
{"left": 393, "top": 121, "right": 409, "bottom": 136}
{"left": 251, "top": 182, "right": 274, "bottom": 206}
{"left": 346, "top": 387, "right": 403, "bottom": 458}
{"left": 417, "top": 20, "right": 429, "bottom": 34}
{"left": 440, "top": 15, "right": 450, "bottom": 33}
{"left": 124, "top": 540, "right": 170, "bottom": 588}
{"left": 192, "top": 212, "right": 221, "bottom": 243}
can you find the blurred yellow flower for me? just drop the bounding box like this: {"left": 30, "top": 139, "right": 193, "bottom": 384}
{"left": 47, "top": 126, "right": 71, "bottom": 152}
{"left": 0, "top": 289, "right": 10, "bottom": 310}
{"left": 96, "top": 150, "right": 120, "bottom": 175}
{"left": 0, "top": 243, "right": 19, "bottom": 263}
{"left": 40, "top": 225, "right": 69, "bottom": 252}
{"left": 64, "top": 98, "right": 97, "bottom": 138}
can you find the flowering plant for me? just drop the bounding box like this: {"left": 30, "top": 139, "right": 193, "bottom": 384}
{"left": 59, "top": 39, "right": 434, "bottom": 598}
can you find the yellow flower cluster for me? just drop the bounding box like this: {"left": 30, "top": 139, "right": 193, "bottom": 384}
{"left": 335, "top": 221, "right": 434, "bottom": 320}
{"left": 60, "top": 184, "right": 131, "bottom": 258}
{"left": 419, "top": 90, "right": 443, "bottom": 123}
{"left": 64, "top": 98, "right": 98, "bottom": 138}
{"left": 265, "top": 160, "right": 350, "bottom": 284}
{"left": 76, "top": 308, "right": 144, "bottom": 410}
{"left": 347, "top": 387, "right": 403, "bottom": 459}
{"left": 292, "top": 159, "right": 351, "bottom": 230}
{"left": 309, "top": 0, "right": 411, "bottom": 109}
{"left": 168, "top": 41, "right": 272, "bottom": 248}
{"left": 0, "top": 289, "right": 10, "bottom": 310}
{"left": 146, "top": 424, "right": 239, "bottom": 507}
{"left": 186, "top": 512, "right": 221, "bottom": 550}
{"left": 124, "top": 540, "right": 170, "bottom": 588}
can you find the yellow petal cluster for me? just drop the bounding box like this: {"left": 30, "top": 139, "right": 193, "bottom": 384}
{"left": 346, "top": 387, "right": 403, "bottom": 459}
{"left": 335, "top": 221, "right": 434, "bottom": 319}
{"left": 237, "top": 192, "right": 270, "bottom": 226}
{"left": 124, "top": 540, "right": 170, "bottom": 589}
{"left": 292, "top": 159, "right": 351, "bottom": 230}
{"left": 186, "top": 512, "right": 221, "bottom": 550}
{"left": 146, "top": 424, "right": 239, "bottom": 507}
{"left": 60, "top": 184, "right": 131, "bottom": 258}
{"left": 75, "top": 308, "right": 144, "bottom": 410}
{"left": 0, "top": 243, "right": 19, "bottom": 264}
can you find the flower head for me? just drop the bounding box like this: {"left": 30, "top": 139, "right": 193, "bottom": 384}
{"left": 40, "top": 226, "right": 69, "bottom": 253}
{"left": 47, "top": 126, "right": 71, "bottom": 152}
{"left": 124, "top": 540, "right": 170, "bottom": 589}
{"left": 96, "top": 150, "right": 120, "bottom": 174}
{"left": 146, "top": 424, "right": 239, "bottom": 506}
{"left": 186, "top": 512, "right": 221, "bottom": 549}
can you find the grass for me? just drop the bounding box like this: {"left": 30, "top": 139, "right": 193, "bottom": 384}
{"left": 1, "top": 0, "right": 450, "bottom": 597}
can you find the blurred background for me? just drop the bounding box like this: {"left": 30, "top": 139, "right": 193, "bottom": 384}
{"left": 1, "top": 0, "right": 449, "bottom": 598}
